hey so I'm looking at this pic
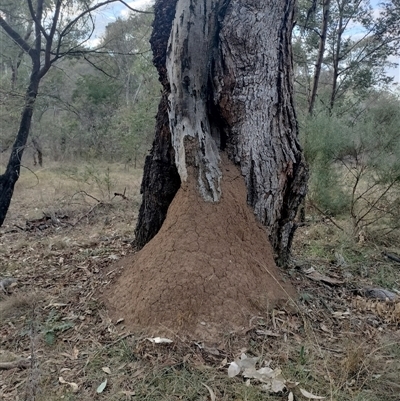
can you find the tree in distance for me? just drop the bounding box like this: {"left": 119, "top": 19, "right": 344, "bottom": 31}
{"left": 0, "top": 0, "right": 152, "bottom": 227}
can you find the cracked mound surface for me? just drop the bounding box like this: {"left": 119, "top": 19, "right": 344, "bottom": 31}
{"left": 104, "top": 158, "right": 295, "bottom": 340}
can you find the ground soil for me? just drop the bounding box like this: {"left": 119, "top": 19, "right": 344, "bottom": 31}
{"left": 104, "top": 157, "right": 295, "bottom": 340}
{"left": 1, "top": 162, "right": 399, "bottom": 400}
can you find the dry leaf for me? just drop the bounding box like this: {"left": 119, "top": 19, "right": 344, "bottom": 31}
{"left": 228, "top": 361, "right": 241, "bottom": 377}
{"left": 102, "top": 367, "right": 111, "bottom": 374}
{"left": 305, "top": 270, "right": 343, "bottom": 285}
{"left": 45, "top": 302, "right": 68, "bottom": 309}
{"left": 96, "top": 379, "right": 107, "bottom": 394}
{"left": 59, "top": 376, "right": 79, "bottom": 393}
{"left": 72, "top": 346, "right": 79, "bottom": 360}
{"left": 299, "top": 388, "right": 325, "bottom": 399}
{"left": 202, "top": 383, "right": 216, "bottom": 401}
{"left": 332, "top": 311, "right": 350, "bottom": 318}
{"left": 256, "top": 330, "right": 280, "bottom": 337}
{"left": 146, "top": 337, "right": 173, "bottom": 344}
{"left": 228, "top": 354, "right": 286, "bottom": 393}
{"left": 288, "top": 391, "right": 294, "bottom": 401}
{"left": 119, "top": 390, "right": 136, "bottom": 397}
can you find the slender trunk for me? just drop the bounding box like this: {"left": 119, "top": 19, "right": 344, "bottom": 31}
{"left": 0, "top": 63, "right": 40, "bottom": 226}
{"left": 135, "top": 0, "right": 308, "bottom": 264}
{"left": 32, "top": 137, "right": 43, "bottom": 167}
{"left": 308, "top": 0, "right": 331, "bottom": 115}
{"left": 330, "top": 3, "right": 343, "bottom": 111}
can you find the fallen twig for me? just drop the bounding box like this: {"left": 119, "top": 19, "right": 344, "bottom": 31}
{"left": 113, "top": 192, "right": 129, "bottom": 201}
{"left": 0, "top": 359, "right": 30, "bottom": 370}
{"left": 73, "top": 190, "right": 101, "bottom": 203}
{"left": 308, "top": 199, "right": 344, "bottom": 231}
{"left": 384, "top": 252, "right": 400, "bottom": 264}
{"left": 72, "top": 203, "right": 101, "bottom": 227}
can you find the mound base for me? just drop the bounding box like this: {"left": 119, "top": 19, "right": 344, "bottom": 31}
{"left": 104, "top": 158, "right": 295, "bottom": 340}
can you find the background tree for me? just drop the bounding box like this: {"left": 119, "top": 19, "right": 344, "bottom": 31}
{"left": 294, "top": 0, "right": 400, "bottom": 115}
{"left": 134, "top": 0, "right": 308, "bottom": 265}
{"left": 0, "top": 0, "right": 151, "bottom": 227}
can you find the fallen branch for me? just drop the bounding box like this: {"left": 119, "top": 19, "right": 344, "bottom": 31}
{"left": 113, "top": 191, "right": 129, "bottom": 201}
{"left": 308, "top": 200, "right": 344, "bottom": 231}
{"left": 73, "top": 190, "right": 101, "bottom": 203}
{"left": 0, "top": 359, "right": 30, "bottom": 370}
{"left": 384, "top": 252, "right": 400, "bottom": 264}
{"left": 72, "top": 203, "right": 101, "bottom": 227}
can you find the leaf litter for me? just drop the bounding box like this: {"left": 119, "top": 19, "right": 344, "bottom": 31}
{"left": 227, "top": 353, "right": 324, "bottom": 399}
{"left": 0, "top": 175, "right": 399, "bottom": 400}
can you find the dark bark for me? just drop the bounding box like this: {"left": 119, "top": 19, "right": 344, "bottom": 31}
{"left": 134, "top": 0, "right": 308, "bottom": 264}
{"left": 134, "top": 0, "right": 181, "bottom": 248}
{"left": 213, "top": 0, "right": 308, "bottom": 264}
{"left": 0, "top": 70, "right": 40, "bottom": 226}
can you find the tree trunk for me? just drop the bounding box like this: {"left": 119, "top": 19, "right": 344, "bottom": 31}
{"left": 32, "top": 137, "right": 43, "bottom": 167}
{"left": 0, "top": 68, "right": 40, "bottom": 226}
{"left": 134, "top": 0, "right": 181, "bottom": 247}
{"left": 330, "top": 2, "right": 344, "bottom": 111}
{"left": 135, "top": 0, "right": 308, "bottom": 265}
{"left": 308, "top": 0, "right": 331, "bottom": 115}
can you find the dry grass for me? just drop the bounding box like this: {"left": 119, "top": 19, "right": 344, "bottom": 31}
{"left": 0, "top": 293, "right": 42, "bottom": 319}
{"left": 0, "top": 162, "right": 399, "bottom": 400}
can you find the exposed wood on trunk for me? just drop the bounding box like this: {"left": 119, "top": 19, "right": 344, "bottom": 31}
{"left": 166, "top": 0, "right": 223, "bottom": 202}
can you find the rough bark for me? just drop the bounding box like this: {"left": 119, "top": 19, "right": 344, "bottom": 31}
{"left": 213, "top": 0, "right": 308, "bottom": 263}
{"left": 135, "top": 0, "right": 308, "bottom": 264}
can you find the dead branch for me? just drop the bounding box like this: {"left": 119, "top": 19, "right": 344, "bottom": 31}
{"left": 308, "top": 199, "right": 344, "bottom": 231}
{"left": 72, "top": 203, "right": 101, "bottom": 227}
{"left": 113, "top": 189, "right": 129, "bottom": 201}
{"left": 384, "top": 252, "right": 400, "bottom": 264}
{"left": 73, "top": 190, "right": 101, "bottom": 203}
{"left": 0, "top": 359, "right": 30, "bottom": 370}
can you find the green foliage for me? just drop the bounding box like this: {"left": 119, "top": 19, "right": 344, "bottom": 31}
{"left": 73, "top": 75, "right": 121, "bottom": 106}
{"left": 25, "top": 8, "right": 160, "bottom": 164}
{"left": 0, "top": 2, "right": 158, "bottom": 167}
{"left": 62, "top": 163, "right": 116, "bottom": 200}
{"left": 41, "top": 310, "right": 74, "bottom": 346}
{"left": 293, "top": 0, "right": 399, "bottom": 115}
{"left": 301, "top": 91, "right": 400, "bottom": 235}
{"left": 301, "top": 112, "right": 351, "bottom": 215}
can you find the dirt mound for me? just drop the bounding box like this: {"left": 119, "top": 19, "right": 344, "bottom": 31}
{"left": 104, "top": 157, "right": 296, "bottom": 340}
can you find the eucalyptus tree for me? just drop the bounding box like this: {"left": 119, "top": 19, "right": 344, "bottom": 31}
{"left": 294, "top": 0, "right": 400, "bottom": 115}
{"left": 134, "top": 0, "right": 308, "bottom": 265}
